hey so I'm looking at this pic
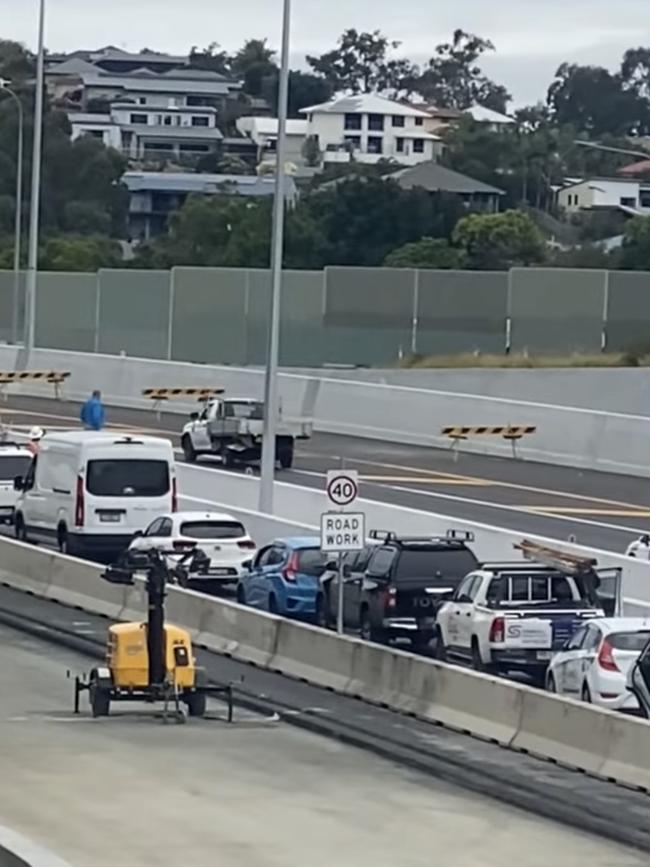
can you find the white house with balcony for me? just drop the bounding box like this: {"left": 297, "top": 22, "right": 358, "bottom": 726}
{"left": 299, "top": 94, "right": 442, "bottom": 166}
{"left": 558, "top": 177, "right": 650, "bottom": 214}
{"left": 69, "top": 103, "right": 223, "bottom": 161}
{"left": 235, "top": 116, "right": 309, "bottom": 165}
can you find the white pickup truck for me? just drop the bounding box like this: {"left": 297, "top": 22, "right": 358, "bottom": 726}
{"left": 181, "top": 397, "right": 312, "bottom": 469}
{"left": 435, "top": 561, "right": 621, "bottom": 685}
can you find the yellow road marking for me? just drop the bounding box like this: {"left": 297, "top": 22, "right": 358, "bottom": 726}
{"left": 360, "top": 475, "right": 490, "bottom": 486}
{"left": 526, "top": 507, "right": 650, "bottom": 517}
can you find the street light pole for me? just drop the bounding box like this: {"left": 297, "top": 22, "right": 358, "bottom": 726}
{"left": 258, "top": 0, "right": 291, "bottom": 514}
{"left": 0, "top": 82, "right": 24, "bottom": 345}
{"left": 25, "top": 0, "right": 46, "bottom": 354}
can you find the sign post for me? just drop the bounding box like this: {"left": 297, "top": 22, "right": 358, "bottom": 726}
{"left": 322, "top": 470, "right": 363, "bottom": 635}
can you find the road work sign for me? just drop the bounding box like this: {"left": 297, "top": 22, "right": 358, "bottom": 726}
{"left": 320, "top": 512, "right": 365, "bottom": 553}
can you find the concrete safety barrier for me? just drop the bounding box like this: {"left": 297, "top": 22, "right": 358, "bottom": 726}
{"left": 1, "top": 535, "right": 650, "bottom": 791}
{"left": 3, "top": 345, "right": 650, "bottom": 477}
{"left": 0, "top": 824, "right": 73, "bottom": 867}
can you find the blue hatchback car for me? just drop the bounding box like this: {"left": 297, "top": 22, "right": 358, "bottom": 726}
{"left": 236, "top": 536, "right": 329, "bottom": 619}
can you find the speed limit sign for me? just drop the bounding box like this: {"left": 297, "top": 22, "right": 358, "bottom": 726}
{"left": 326, "top": 470, "right": 359, "bottom": 507}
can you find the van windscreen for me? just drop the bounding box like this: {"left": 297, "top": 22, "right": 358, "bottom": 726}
{"left": 86, "top": 460, "right": 169, "bottom": 497}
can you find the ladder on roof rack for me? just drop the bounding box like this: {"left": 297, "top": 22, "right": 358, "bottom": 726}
{"left": 514, "top": 539, "right": 597, "bottom": 574}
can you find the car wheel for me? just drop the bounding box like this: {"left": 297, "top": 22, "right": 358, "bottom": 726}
{"left": 434, "top": 628, "right": 447, "bottom": 662}
{"left": 581, "top": 682, "right": 592, "bottom": 703}
{"left": 471, "top": 638, "right": 486, "bottom": 673}
{"left": 268, "top": 594, "right": 278, "bottom": 615}
{"left": 14, "top": 513, "right": 27, "bottom": 543}
{"left": 182, "top": 435, "right": 197, "bottom": 463}
{"left": 546, "top": 672, "right": 557, "bottom": 693}
{"left": 236, "top": 584, "right": 247, "bottom": 606}
{"left": 315, "top": 593, "right": 330, "bottom": 628}
{"left": 57, "top": 524, "right": 70, "bottom": 555}
{"left": 359, "top": 607, "right": 380, "bottom": 642}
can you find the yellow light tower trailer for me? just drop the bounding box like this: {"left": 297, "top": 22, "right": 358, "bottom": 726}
{"left": 74, "top": 547, "right": 234, "bottom": 722}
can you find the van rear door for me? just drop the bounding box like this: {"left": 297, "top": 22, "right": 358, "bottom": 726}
{"left": 83, "top": 453, "right": 173, "bottom": 534}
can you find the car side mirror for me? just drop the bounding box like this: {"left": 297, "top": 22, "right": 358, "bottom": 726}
{"left": 457, "top": 594, "right": 472, "bottom": 604}
{"left": 190, "top": 411, "right": 199, "bottom": 421}
{"left": 13, "top": 476, "right": 23, "bottom": 491}
{"left": 242, "top": 559, "right": 253, "bottom": 571}
{"left": 132, "top": 530, "right": 143, "bottom": 538}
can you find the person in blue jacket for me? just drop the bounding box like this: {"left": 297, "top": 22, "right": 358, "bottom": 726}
{"left": 80, "top": 390, "right": 106, "bottom": 431}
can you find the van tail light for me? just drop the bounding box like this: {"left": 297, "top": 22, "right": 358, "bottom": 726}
{"left": 237, "top": 540, "right": 256, "bottom": 550}
{"left": 74, "top": 475, "right": 84, "bottom": 527}
{"left": 489, "top": 617, "right": 505, "bottom": 643}
{"left": 383, "top": 587, "right": 397, "bottom": 611}
{"left": 598, "top": 639, "right": 620, "bottom": 672}
{"left": 282, "top": 552, "right": 300, "bottom": 582}
{"left": 171, "top": 477, "right": 178, "bottom": 513}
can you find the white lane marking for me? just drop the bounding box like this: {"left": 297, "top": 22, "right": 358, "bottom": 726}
{"left": 289, "top": 469, "right": 643, "bottom": 538}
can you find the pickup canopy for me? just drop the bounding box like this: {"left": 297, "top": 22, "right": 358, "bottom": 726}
{"left": 485, "top": 570, "right": 601, "bottom": 610}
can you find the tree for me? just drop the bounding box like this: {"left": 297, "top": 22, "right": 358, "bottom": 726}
{"left": 621, "top": 47, "right": 650, "bottom": 100}
{"left": 189, "top": 43, "right": 231, "bottom": 76}
{"left": 453, "top": 209, "right": 546, "bottom": 269}
{"left": 39, "top": 236, "right": 121, "bottom": 271}
{"left": 231, "top": 39, "right": 277, "bottom": 97}
{"left": 619, "top": 216, "right": 650, "bottom": 270}
{"left": 262, "top": 70, "right": 333, "bottom": 117}
{"left": 0, "top": 40, "right": 34, "bottom": 82}
{"left": 301, "top": 135, "right": 321, "bottom": 168}
{"left": 547, "top": 63, "right": 648, "bottom": 136}
{"left": 307, "top": 29, "right": 417, "bottom": 95}
{"left": 384, "top": 238, "right": 467, "bottom": 268}
{"left": 417, "top": 30, "right": 511, "bottom": 112}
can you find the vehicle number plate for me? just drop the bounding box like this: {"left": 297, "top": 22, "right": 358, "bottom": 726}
{"left": 210, "top": 568, "right": 231, "bottom": 576}
{"left": 99, "top": 513, "right": 121, "bottom": 523}
{"left": 536, "top": 651, "right": 553, "bottom": 661}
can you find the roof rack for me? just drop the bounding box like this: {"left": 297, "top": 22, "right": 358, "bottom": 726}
{"left": 368, "top": 528, "right": 475, "bottom": 544}
{"left": 514, "top": 539, "right": 597, "bottom": 575}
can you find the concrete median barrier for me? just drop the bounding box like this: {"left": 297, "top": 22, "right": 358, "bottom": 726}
{"left": 0, "top": 824, "right": 72, "bottom": 867}
{"left": 1, "top": 534, "right": 650, "bottom": 790}
{"left": 192, "top": 594, "right": 280, "bottom": 667}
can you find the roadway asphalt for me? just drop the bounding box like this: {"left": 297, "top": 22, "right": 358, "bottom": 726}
{"left": 2, "top": 394, "right": 650, "bottom": 551}
{"left": 2, "top": 589, "right": 650, "bottom": 864}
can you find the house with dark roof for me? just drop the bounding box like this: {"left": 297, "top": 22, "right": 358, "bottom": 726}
{"left": 388, "top": 162, "right": 505, "bottom": 212}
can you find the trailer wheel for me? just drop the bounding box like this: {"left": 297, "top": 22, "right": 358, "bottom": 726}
{"left": 185, "top": 690, "right": 207, "bottom": 718}
{"left": 89, "top": 670, "right": 111, "bottom": 718}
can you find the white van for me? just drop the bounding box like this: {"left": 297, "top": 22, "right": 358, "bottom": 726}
{"left": 14, "top": 431, "right": 176, "bottom": 559}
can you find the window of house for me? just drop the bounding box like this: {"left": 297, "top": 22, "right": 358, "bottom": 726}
{"left": 191, "top": 116, "right": 210, "bottom": 127}
{"left": 130, "top": 113, "right": 148, "bottom": 125}
{"left": 621, "top": 196, "right": 637, "bottom": 207}
{"left": 396, "top": 138, "right": 405, "bottom": 153}
{"left": 392, "top": 115, "right": 405, "bottom": 128}
{"left": 343, "top": 135, "right": 361, "bottom": 149}
{"left": 179, "top": 143, "right": 209, "bottom": 153}
{"left": 367, "top": 136, "right": 383, "bottom": 154}
{"left": 138, "top": 97, "right": 147, "bottom": 105}
{"left": 368, "top": 113, "right": 384, "bottom": 132}
{"left": 344, "top": 113, "right": 362, "bottom": 131}
{"left": 85, "top": 129, "right": 104, "bottom": 140}
{"left": 413, "top": 138, "right": 425, "bottom": 153}
{"left": 164, "top": 115, "right": 173, "bottom": 126}
{"left": 415, "top": 117, "right": 424, "bottom": 126}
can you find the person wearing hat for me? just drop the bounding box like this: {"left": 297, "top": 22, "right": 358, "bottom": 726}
{"left": 27, "top": 426, "right": 44, "bottom": 455}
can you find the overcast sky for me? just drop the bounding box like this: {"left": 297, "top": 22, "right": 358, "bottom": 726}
{"left": 5, "top": 0, "right": 650, "bottom": 105}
